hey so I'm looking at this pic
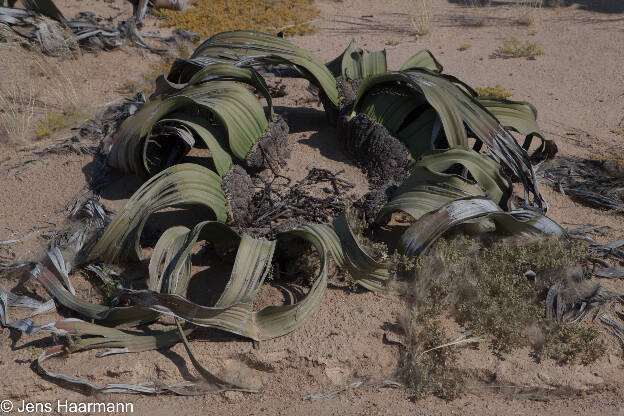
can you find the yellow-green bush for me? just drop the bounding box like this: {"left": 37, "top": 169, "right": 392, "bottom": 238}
{"left": 475, "top": 84, "right": 514, "bottom": 99}
{"left": 35, "top": 109, "right": 84, "bottom": 138}
{"left": 496, "top": 37, "right": 544, "bottom": 58}
{"left": 157, "top": 0, "right": 320, "bottom": 38}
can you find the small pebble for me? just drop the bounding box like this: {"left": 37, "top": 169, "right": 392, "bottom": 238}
{"left": 525, "top": 270, "right": 536, "bottom": 278}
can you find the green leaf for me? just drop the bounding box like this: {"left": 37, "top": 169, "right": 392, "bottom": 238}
{"left": 21, "top": 0, "right": 65, "bottom": 22}
{"left": 412, "top": 148, "right": 512, "bottom": 208}
{"left": 327, "top": 40, "right": 388, "bottom": 81}
{"left": 190, "top": 30, "right": 339, "bottom": 108}
{"left": 329, "top": 214, "right": 397, "bottom": 294}
{"left": 357, "top": 85, "right": 427, "bottom": 134}
{"left": 153, "top": 114, "right": 233, "bottom": 177}
{"left": 34, "top": 266, "right": 160, "bottom": 325}
{"left": 376, "top": 165, "right": 486, "bottom": 225}
{"left": 397, "top": 108, "right": 438, "bottom": 159}
{"left": 476, "top": 96, "right": 557, "bottom": 159}
{"left": 88, "top": 163, "right": 228, "bottom": 263}
{"left": 149, "top": 221, "right": 240, "bottom": 295}
{"left": 476, "top": 97, "right": 543, "bottom": 142}
{"left": 354, "top": 69, "right": 547, "bottom": 211}
{"left": 154, "top": 63, "right": 274, "bottom": 119}
{"left": 399, "top": 196, "right": 566, "bottom": 257}
{"left": 400, "top": 49, "right": 443, "bottom": 73}
{"left": 118, "top": 223, "right": 331, "bottom": 341}
{"left": 109, "top": 81, "right": 269, "bottom": 177}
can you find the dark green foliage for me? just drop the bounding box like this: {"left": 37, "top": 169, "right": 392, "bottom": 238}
{"left": 544, "top": 325, "right": 606, "bottom": 365}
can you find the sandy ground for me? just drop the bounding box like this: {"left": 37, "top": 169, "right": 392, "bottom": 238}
{"left": 1, "top": 0, "right": 624, "bottom": 415}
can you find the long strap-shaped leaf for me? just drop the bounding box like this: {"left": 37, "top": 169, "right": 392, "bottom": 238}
{"left": 149, "top": 221, "right": 240, "bottom": 295}
{"left": 400, "top": 49, "right": 443, "bottom": 73}
{"left": 109, "top": 95, "right": 190, "bottom": 175}
{"left": 375, "top": 166, "right": 487, "bottom": 225}
{"left": 35, "top": 319, "right": 252, "bottom": 395}
{"left": 179, "top": 82, "right": 268, "bottom": 160}
{"left": 412, "top": 148, "right": 512, "bottom": 208}
{"left": 118, "top": 224, "right": 330, "bottom": 340}
{"left": 476, "top": 96, "right": 557, "bottom": 158}
{"left": 50, "top": 318, "right": 191, "bottom": 355}
{"left": 353, "top": 69, "right": 546, "bottom": 211}
{"left": 109, "top": 81, "right": 268, "bottom": 176}
{"left": 400, "top": 196, "right": 566, "bottom": 257}
{"left": 190, "top": 30, "right": 339, "bottom": 107}
{"left": 476, "top": 97, "right": 544, "bottom": 143}
{"left": 21, "top": 0, "right": 65, "bottom": 22}
{"left": 153, "top": 63, "right": 274, "bottom": 119}
{"left": 326, "top": 39, "right": 387, "bottom": 81}
{"left": 88, "top": 163, "right": 228, "bottom": 263}
{"left": 357, "top": 85, "right": 428, "bottom": 134}
{"left": 151, "top": 221, "right": 272, "bottom": 303}
{"left": 34, "top": 265, "right": 160, "bottom": 325}
{"left": 153, "top": 115, "right": 233, "bottom": 177}
{"left": 328, "top": 214, "right": 397, "bottom": 294}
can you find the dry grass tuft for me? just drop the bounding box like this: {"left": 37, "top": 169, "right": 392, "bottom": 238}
{"left": 516, "top": 0, "right": 543, "bottom": 26}
{"left": 411, "top": 0, "right": 433, "bottom": 36}
{"left": 0, "top": 42, "right": 90, "bottom": 145}
{"left": 0, "top": 44, "right": 37, "bottom": 144}
{"left": 157, "top": 0, "right": 320, "bottom": 38}
{"left": 119, "top": 44, "right": 191, "bottom": 96}
{"left": 464, "top": 0, "right": 489, "bottom": 27}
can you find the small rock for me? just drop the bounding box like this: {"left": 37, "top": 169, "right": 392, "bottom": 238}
{"left": 325, "top": 367, "right": 349, "bottom": 386}
{"left": 223, "top": 391, "right": 245, "bottom": 403}
{"left": 524, "top": 270, "right": 536, "bottom": 278}
{"left": 537, "top": 371, "right": 553, "bottom": 384}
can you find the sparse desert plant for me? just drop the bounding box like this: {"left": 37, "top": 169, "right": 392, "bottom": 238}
{"left": 464, "top": 0, "right": 488, "bottom": 26}
{"left": 400, "top": 313, "right": 467, "bottom": 400}
{"left": 411, "top": 0, "right": 433, "bottom": 36}
{"left": 403, "top": 236, "right": 595, "bottom": 355}
{"left": 458, "top": 43, "right": 471, "bottom": 51}
{"left": 0, "top": 44, "right": 37, "bottom": 143}
{"left": 385, "top": 39, "right": 402, "bottom": 46}
{"left": 118, "top": 44, "right": 191, "bottom": 96}
{"left": 35, "top": 109, "right": 85, "bottom": 138}
{"left": 475, "top": 84, "right": 514, "bottom": 98}
{"left": 0, "top": 41, "right": 90, "bottom": 144}
{"left": 516, "top": 0, "right": 543, "bottom": 26}
{"left": 543, "top": 325, "right": 605, "bottom": 365}
{"left": 495, "top": 37, "right": 544, "bottom": 58}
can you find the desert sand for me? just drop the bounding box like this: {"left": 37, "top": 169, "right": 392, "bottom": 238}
{"left": 1, "top": 0, "right": 624, "bottom": 415}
